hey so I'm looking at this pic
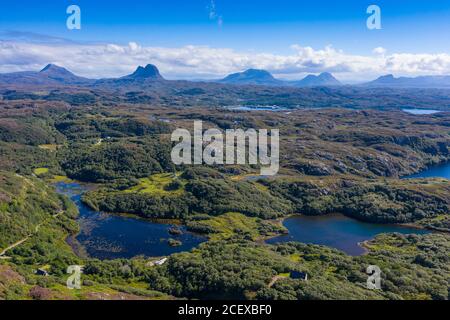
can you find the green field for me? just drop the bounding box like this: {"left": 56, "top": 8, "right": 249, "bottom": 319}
{"left": 33, "top": 168, "right": 49, "bottom": 176}
{"left": 125, "top": 173, "right": 185, "bottom": 196}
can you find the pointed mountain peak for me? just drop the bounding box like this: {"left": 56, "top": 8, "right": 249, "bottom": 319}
{"left": 37, "top": 64, "right": 90, "bottom": 84}
{"left": 365, "top": 74, "right": 397, "bottom": 86}
{"left": 294, "top": 72, "right": 341, "bottom": 87}
{"left": 40, "top": 64, "right": 71, "bottom": 74}
{"left": 129, "top": 64, "right": 163, "bottom": 80}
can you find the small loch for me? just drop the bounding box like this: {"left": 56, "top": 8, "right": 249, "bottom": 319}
{"left": 55, "top": 182, "right": 206, "bottom": 260}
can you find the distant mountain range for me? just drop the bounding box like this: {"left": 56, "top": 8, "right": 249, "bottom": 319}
{"left": 93, "top": 64, "right": 166, "bottom": 88}
{"left": 218, "top": 69, "right": 342, "bottom": 87}
{"left": 1, "top": 64, "right": 450, "bottom": 90}
{"left": 0, "top": 64, "right": 93, "bottom": 86}
{"left": 219, "top": 69, "right": 284, "bottom": 86}
{"left": 290, "top": 72, "right": 342, "bottom": 87}
{"left": 121, "top": 64, "right": 164, "bottom": 80}
{"left": 364, "top": 74, "right": 450, "bottom": 88}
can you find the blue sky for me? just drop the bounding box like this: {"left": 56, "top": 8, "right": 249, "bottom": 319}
{"left": 0, "top": 0, "right": 450, "bottom": 81}
{"left": 1, "top": 0, "right": 449, "bottom": 53}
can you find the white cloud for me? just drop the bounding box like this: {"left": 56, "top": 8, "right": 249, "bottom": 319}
{"left": 373, "top": 47, "right": 386, "bottom": 56}
{"left": 0, "top": 39, "right": 450, "bottom": 82}
{"left": 208, "top": 0, "right": 217, "bottom": 20}
{"left": 207, "top": 0, "right": 223, "bottom": 27}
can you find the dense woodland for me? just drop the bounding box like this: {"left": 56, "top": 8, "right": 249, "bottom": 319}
{"left": 0, "top": 98, "right": 449, "bottom": 300}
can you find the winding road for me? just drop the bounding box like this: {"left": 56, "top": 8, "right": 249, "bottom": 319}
{"left": 0, "top": 237, "right": 29, "bottom": 257}
{"left": 0, "top": 212, "right": 61, "bottom": 258}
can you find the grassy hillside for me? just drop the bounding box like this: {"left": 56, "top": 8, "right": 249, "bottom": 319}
{"left": 0, "top": 171, "right": 171, "bottom": 300}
